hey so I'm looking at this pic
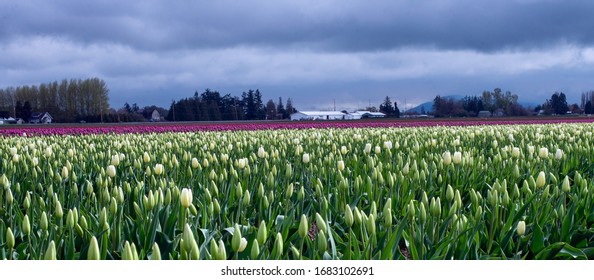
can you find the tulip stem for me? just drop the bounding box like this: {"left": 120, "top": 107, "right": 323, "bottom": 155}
{"left": 514, "top": 237, "right": 522, "bottom": 260}
{"left": 299, "top": 238, "right": 305, "bottom": 260}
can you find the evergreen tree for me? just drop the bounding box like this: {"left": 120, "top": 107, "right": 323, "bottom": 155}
{"left": 553, "top": 92, "right": 569, "bottom": 114}
{"left": 242, "top": 90, "right": 256, "bottom": 120}
{"left": 276, "top": 97, "right": 286, "bottom": 119}
{"left": 254, "top": 89, "right": 265, "bottom": 120}
{"left": 265, "top": 99, "right": 277, "bottom": 120}
{"left": 15, "top": 101, "right": 23, "bottom": 119}
{"left": 379, "top": 96, "right": 395, "bottom": 116}
{"left": 285, "top": 98, "right": 296, "bottom": 118}
{"left": 22, "top": 101, "right": 32, "bottom": 121}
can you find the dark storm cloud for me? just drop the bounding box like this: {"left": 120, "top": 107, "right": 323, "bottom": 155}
{"left": 2, "top": 0, "right": 594, "bottom": 52}
{"left": 1, "top": 0, "right": 594, "bottom": 110}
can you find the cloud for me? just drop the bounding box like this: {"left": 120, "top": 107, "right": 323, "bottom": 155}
{"left": 1, "top": 0, "right": 594, "bottom": 109}
{"left": 3, "top": 0, "right": 594, "bottom": 52}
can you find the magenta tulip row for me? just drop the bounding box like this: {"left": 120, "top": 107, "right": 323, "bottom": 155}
{"left": 1, "top": 118, "right": 593, "bottom": 136}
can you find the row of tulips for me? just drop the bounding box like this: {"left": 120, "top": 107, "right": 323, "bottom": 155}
{"left": 0, "top": 117, "right": 593, "bottom": 136}
{"left": 1, "top": 123, "right": 594, "bottom": 259}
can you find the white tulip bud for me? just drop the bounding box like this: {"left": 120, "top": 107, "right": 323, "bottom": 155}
{"left": 364, "top": 143, "right": 372, "bottom": 154}
{"left": 302, "top": 153, "right": 310, "bottom": 164}
{"left": 562, "top": 175, "right": 570, "bottom": 192}
{"left": 442, "top": 151, "right": 452, "bottom": 166}
{"left": 191, "top": 158, "right": 199, "bottom": 169}
{"left": 180, "top": 188, "right": 193, "bottom": 208}
{"left": 512, "top": 147, "right": 520, "bottom": 158}
{"left": 539, "top": 147, "right": 548, "bottom": 159}
{"left": 516, "top": 221, "right": 526, "bottom": 236}
{"left": 555, "top": 149, "right": 563, "bottom": 160}
{"left": 238, "top": 237, "right": 248, "bottom": 253}
{"left": 238, "top": 158, "right": 247, "bottom": 169}
{"left": 528, "top": 145, "right": 535, "bottom": 156}
{"left": 536, "top": 171, "right": 546, "bottom": 188}
{"left": 111, "top": 154, "right": 120, "bottom": 166}
{"left": 45, "top": 147, "right": 53, "bottom": 158}
{"left": 453, "top": 151, "right": 462, "bottom": 165}
{"left": 61, "top": 166, "right": 69, "bottom": 179}
{"left": 258, "top": 147, "right": 265, "bottom": 158}
{"left": 337, "top": 160, "right": 345, "bottom": 171}
{"left": 154, "top": 164, "right": 164, "bottom": 175}
{"left": 106, "top": 165, "right": 116, "bottom": 178}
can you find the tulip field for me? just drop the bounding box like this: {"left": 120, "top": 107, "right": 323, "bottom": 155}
{"left": 1, "top": 119, "right": 594, "bottom": 260}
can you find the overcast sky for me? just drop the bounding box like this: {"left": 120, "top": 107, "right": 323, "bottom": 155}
{"left": 1, "top": 0, "right": 594, "bottom": 111}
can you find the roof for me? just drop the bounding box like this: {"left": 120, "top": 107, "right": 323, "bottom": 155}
{"left": 294, "top": 111, "right": 346, "bottom": 116}
{"left": 30, "top": 112, "right": 52, "bottom": 120}
{"left": 354, "top": 111, "right": 385, "bottom": 116}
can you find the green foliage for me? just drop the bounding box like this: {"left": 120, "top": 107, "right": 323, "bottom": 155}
{"left": 1, "top": 123, "right": 594, "bottom": 259}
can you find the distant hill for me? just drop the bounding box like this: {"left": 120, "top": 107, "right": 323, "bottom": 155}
{"left": 404, "top": 95, "right": 463, "bottom": 114}
{"left": 405, "top": 95, "right": 537, "bottom": 114}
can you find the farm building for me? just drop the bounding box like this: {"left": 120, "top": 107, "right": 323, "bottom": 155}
{"left": 345, "top": 111, "right": 386, "bottom": 119}
{"left": 150, "top": 109, "right": 161, "bottom": 122}
{"left": 290, "top": 111, "right": 346, "bottom": 121}
{"left": 478, "top": 110, "right": 492, "bottom": 118}
{"left": 0, "top": 117, "right": 23, "bottom": 125}
{"left": 29, "top": 112, "right": 53, "bottom": 124}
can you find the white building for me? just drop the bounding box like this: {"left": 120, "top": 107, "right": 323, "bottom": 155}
{"left": 345, "top": 111, "right": 386, "bottom": 119}
{"left": 150, "top": 109, "right": 161, "bottom": 122}
{"left": 29, "top": 112, "right": 53, "bottom": 124}
{"left": 290, "top": 111, "right": 346, "bottom": 121}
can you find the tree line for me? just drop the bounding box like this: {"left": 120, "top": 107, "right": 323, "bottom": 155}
{"left": 580, "top": 91, "right": 594, "bottom": 114}
{"left": 432, "top": 88, "right": 528, "bottom": 118}
{"left": 378, "top": 96, "right": 401, "bottom": 117}
{"left": 166, "top": 89, "right": 297, "bottom": 121}
{"left": 0, "top": 78, "right": 109, "bottom": 122}
{"left": 431, "top": 88, "right": 589, "bottom": 118}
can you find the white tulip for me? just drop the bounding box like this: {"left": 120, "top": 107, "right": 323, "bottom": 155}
{"left": 539, "top": 147, "right": 548, "bottom": 159}
{"left": 512, "top": 147, "right": 520, "bottom": 158}
{"left": 528, "top": 145, "right": 535, "bottom": 156}
{"left": 154, "top": 164, "right": 164, "bottom": 175}
{"left": 180, "top": 188, "right": 193, "bottom": 208}
{"left": 453, "top": 151, "right": 462, "bottom": 165}
{"left": 364, "top": 143, "right": 372, "bottom": 154}
{"left": 536, "top": 171, "right": 546, "bottom": 188}
{"left": 257, "top": 147, "right": 265, "bottom": 158}
{"left": 555, "top": 149, "right": 563, "bottom": 160}
{"left": 302, "top": 153, "right": 310, "bottom": 164}
{"left": 111, "top": 154, "right": 120, "bottom": 166}
{"left": 443, "top": 151, "right": 452, "bottom": 166}
{"left": 106, "top": 165, "right": 116, "bottom": 178}
{"left": 516, "top": 221, "right": 526, "bottom": 236}
{"left": 238, "top": 158, "right": 247, "bottom": 169}
{"left": 45, "top": 147, "right": 53, "bottom": 157}
{"left": 337, "top": 160, "right": 345, "bottom": 171}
